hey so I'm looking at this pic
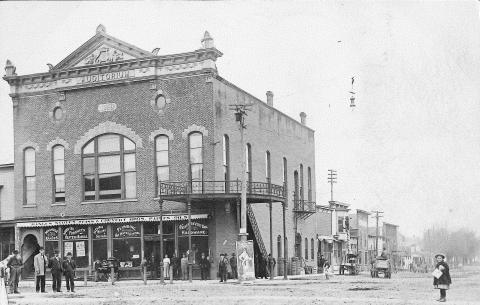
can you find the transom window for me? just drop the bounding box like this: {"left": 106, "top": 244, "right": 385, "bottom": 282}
{"left": 24, "top": 147, "right": 36, "bottom": 205}
{"left": 82, "top": 134, "right": 136, "bottom": 201}
{"left": 52, "top": 145, "right": 65, "bottom": 202}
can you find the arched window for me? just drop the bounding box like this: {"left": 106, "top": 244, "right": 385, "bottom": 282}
{"left": 293, "top": 170, "right": 299, "bottom": 204}
{"left": 305, "top": 237, "right": 308, "bottom": 259}
{"left": 307, "top": 166, "right": 312, "bottom": 201}
{"left": 52, "top": 145, "right": 65, "bottom": 203}
{"left": 300, "top": 164, "right": 304, "bottom": 201}
{"left": 82, "top": 134, "right": 136, "bottom": 201}
{"left": 24, "top": 147, "right": 36, "bottom": 205}
{"left": 155, "top": 135, "right": 170, "bottom": 190}
{"left": 311, "top": 238, "right": 315, "bottom": 260}
{"left": 277, "top": 235, "right": 282, "bottom": 259}
{"left": 189, "top": 132, "right": 203, "bottom": 192}
{"left": 223, "top": 135, "right": 230, "bottom": 190}
{"left": 246, "top": 143, "right": 252, "bottom": 184}
{"left": 282, "top": 157, "right": 287, "bottom": 185}
{"left": 265, "top": 151, "right": 271, "bottom": 184}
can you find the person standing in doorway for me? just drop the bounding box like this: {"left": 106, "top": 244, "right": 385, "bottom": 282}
{"left": 181, "top": 253, "right": 188, "bottom": 280}
{"left": 34, "top": 247, "right": 47, "bottom": 293}
{"left": 199, "top": 253, "right": 209, "bottom": 280}
{"left": 318, "top": 255, "right": 326, "bottom": 274}
{"left": 48, "top": 250, "right": 63, "bottom": 292}
{"left": 267, "top": 253, "right": 276, "bottom": 278}
{"left": 433, "top": 253, "right": 451, "bottom": 302}
{"left": 230, "top": 253, "right": 238, "bottom": 280}
{"left": 163, "top": 254, "right": 170, "bottom": 279}
{"left": 7, "top": 250, "right": 22, "bottom": 294}
{"left": 62, "top": 252, "right": 76, "bottom": 293}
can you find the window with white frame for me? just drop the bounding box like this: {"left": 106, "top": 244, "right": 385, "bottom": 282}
{"left": 52, "top": 145, "right": 65, "bottom": 203}
{"left": 24, "top": 147, "right": 36, "bottom": 205}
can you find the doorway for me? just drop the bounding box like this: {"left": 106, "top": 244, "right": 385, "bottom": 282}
{"left": 21, "top": 234, "right": 39, "bottom": 278}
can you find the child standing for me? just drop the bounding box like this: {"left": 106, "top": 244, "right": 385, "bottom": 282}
{"left": 433, "top": 253, "right": 451, "bottom": 302}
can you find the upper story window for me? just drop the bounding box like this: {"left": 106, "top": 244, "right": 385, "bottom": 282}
{"left": 52, "top": 145, "right": 65, "bottom": 203}
{"left": 189, "top": 133, "right": 203, "bottom": 191}
{"left": 311, "top": 238, "right": 314, "bottom": 260}
{"left": 282, "top": 157, "right": 287, "bottom": 186}
{"left": 246, "top": 143, "right": 252, "bottom": 183}
{"left": 300, "top": 164, "right": 304, "bottom": 201}
{"left": 307, "top": 167, "right": 312, "bottom": 201}
{"left": 293, "top": 170, "right": 299, "bottom": 202}
{"left": 24, "top": 147, "right": 36, "bottom": 205}
{"left": 223, "top": 135, "right": 230, "bottom": 181}
{"left": 82, "top": 134, "right": 136, "bottom": 201}
{"left": 304, "top": 237, "right": 308, "bottom": 259}
{"left": 265, "top": 151, "right": 271, "bottom": 184}
{"left": 155, "top": 135, "right": 170, "bottom": 187}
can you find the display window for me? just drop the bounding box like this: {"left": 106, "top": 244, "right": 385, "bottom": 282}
{"left": 112, "top": 223, "right": 141, "bottom": 267}
{"left": 62, "top": 225, "right": 89, "bottom": 267}
{"left": 92, "top": 225, "right": 108, "bottom": 261}
{"left": 44, "top": 227, "right": 59, "bottom": 258}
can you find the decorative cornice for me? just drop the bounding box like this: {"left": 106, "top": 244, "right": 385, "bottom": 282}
{"left": 18, "top": 141, "right": 40, "bottom": 153}
{"left": 149, "top": 128, "right": 174, "bottom": 142}
{"left": 73, "top": 121, "right": 143, "bottom": 154}
{"left": 181, "top": 124, "right": 209, "bottom": 139}
{"left": 46, "top": 138, "right": 70, "bottom": 151}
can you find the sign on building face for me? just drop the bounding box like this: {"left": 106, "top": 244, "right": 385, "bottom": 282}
{"left": 236, "top": 240, "right": 255, "bottom": 282}
{"left": 63, "top": 226, "right": 88, "bottom": 240}
{"left": 178, "top": 221, "right": 208, "bottom": 236}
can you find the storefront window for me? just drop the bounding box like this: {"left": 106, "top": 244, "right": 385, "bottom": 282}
{"left": 62, "top": 225, "right": 89, "bottom": 268}
{"left": 44, "top": 227, "right": 59, "bottom": 258}
{"left": 112, "top": 223, "right": 141, "bottom": 267}
{"left": 92, "top": 225, "right": 108, "bottom": 261}
{"left": 177, "top": 221, "right": 208, "bottom": 264}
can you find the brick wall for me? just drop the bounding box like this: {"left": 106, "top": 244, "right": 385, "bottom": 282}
{"left": 0, "top": 165, "right": 14, "bottom": 221}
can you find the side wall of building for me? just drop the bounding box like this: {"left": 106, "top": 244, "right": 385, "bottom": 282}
{"left": 0, "top": 165, "right": 14, "bottom": 221}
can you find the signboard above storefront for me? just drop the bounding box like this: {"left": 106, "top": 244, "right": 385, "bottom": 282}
{"left": 178, "top": 221, "right": 208, "bottom": 237}
{"left": 93, "top": 225, "right": 107, "bottom": 239}
{"left": 44, "top": 227, "right": 59, "bottom": 241}
{"left": 113, "top": 223, "right": 141, "bottom": 238}
{"left": 63, "top": 226, "right": 88, "bottom": 240}
{"left": 17, "top": 214, "right": 209, "bottom": 228}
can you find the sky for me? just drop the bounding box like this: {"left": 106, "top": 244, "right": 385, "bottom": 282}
{"left": 0, "top": 1, "right": 479, "bottom": 238}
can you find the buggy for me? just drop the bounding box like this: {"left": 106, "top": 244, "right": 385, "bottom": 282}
{"left": 95, "top": 257, "right": 120, "bottom": 282}
{"left": 339, "top": 254, "right": 360, "bottom": 275}
{"left": 370, "top": 256, "right": 392, "bottom": 278}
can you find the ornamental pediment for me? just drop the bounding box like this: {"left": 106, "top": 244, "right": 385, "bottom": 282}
{"left": 74, "top": 44, "right": 136, "bottom": 67}
{"left": 54, "top": 25, "right": 153, "bottom": 70}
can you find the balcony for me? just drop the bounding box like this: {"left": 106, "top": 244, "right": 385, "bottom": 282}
{"left": 292, "top": 198, "right": 316, "bottom": 219}
{"left": 158, "top": 180, "right": 286, "bottom": 204}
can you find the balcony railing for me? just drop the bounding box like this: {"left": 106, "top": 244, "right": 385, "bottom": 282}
{"left": 292, "top": 199, "right": 316, "bottom": 213}
{"left": 159, "top": 180, "right": 286, "bottom": 199}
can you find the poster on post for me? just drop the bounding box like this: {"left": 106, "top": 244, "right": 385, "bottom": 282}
{"left": 76, "top": 241, "right": 85, "bottom": 257}
{"left": 64, "top": 242, "right": 73, "bottom": 256}
{"left": 236, "top": 240, "right": 255, "bottom": 281}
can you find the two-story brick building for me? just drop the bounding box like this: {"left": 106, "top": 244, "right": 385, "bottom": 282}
{"left": 3, "top": 25, "right": 319, "bottom": 279}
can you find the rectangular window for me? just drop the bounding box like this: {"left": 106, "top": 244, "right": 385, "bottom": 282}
{"left": 99, "top": 174, "right": 121, "bottom": 199}
{"left": 26, "top": 176, "right": 36, "bottom": 205}
{"left": 157, "top": 167, "right": 169, "bottom": 182}
{"left": 156, "top": 151, "right": 168, "bottom": 166}
{"left": 54, "top": 174, "right": 65, "bottom": 202}
{"left": 124, "top": 172, "right": 136, "bottom": 199}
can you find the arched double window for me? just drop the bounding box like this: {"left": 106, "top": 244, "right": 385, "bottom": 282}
{"left": 300, "top": 164, "right": 304, "bottom": 201}
{"left": 307, "top": 166, "right": 312, "bottom": 201}
{"left": 305, "top": 237, "right": 308, "bottom": 259}
{"left": 189, "top": 132, "right": 203, "bottom": 192}
{"left": 52, "top": 145, "right": 65, "bottom": 203}
{"left": 155, "top": 135, "right": 170, "bottom": 190}
{"left": 82, "top": 134, "right": 136, "bottom": 201}
{"left": 24, "top": 147, "right": 36, "bottom": 205}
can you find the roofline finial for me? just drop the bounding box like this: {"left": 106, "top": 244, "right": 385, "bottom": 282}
{"left": 96, "top": 24, "right": 106, "bottom": 34}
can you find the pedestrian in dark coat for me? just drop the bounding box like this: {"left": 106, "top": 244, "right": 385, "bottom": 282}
{"left": 199, "top": 253, "right": 210, "bottom": 280}
{"left": 433, "top": 253, "right": 451, "bottom": 302}
{"left": 62, "top": 252, "right": 76, "bottom": 292}
{"left": 229, "top": 253, "right": 238, "bottom": 280}
{"left": 267, "top": 253, "right": 276, "bottom": 278}
{"left": 218, "top": 254, "right": 227, "bottom": 283}
{"left": 171, "top": 253, "right": 180, "bottom": 280}
{"left": 48, "top": 250, "right": 63, "bottom": 292}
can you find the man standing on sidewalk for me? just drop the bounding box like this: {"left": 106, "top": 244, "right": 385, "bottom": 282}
{"left": 34, "top": 247, "right": 47, "bottom": 293}
{"left": 48, "top": 250, "right": 63, "bottom": 292}
{"left": 230, "top": 253, "right": 238, "bottom": 280}
{"left": 6, "top": 250, "right": 22, "bottom": 294}
{"left": 62, "top": 252, "right": 76, "bottom": 293}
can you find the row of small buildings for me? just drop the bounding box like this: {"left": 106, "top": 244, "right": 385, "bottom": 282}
{"left": 0, "top": 25, "right": 398, "bottom": 279}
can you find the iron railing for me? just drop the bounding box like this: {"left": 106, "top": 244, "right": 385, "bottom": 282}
{"left": 293, "top": 199, "right": 316, "bottom": 213}
{"left": 159, "top": 180, "right": 286, "bottom": 198}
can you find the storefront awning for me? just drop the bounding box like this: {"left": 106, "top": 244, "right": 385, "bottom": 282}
{"left": 17, "top": 214, "right": 209, "bottom": 228}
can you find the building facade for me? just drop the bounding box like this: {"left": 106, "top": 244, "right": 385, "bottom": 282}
{"left": 0, "top": 163, "right": 15, "bottom": 261}
{"left": 348, "top": 209, "right": 369, "bottom": 270}
{"left": 3, "top": 25, "right": 318, "bottom": 278}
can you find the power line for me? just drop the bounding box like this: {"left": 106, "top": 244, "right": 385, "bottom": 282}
{"left": 327, "top": 169, "right": 337, "bottom": 202}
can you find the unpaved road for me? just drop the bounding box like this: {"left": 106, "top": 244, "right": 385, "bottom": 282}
{"left": 6, "top": 267, "right": 480, "bottom": 305}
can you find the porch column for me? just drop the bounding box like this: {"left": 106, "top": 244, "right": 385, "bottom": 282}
{"left": 269, "top": 200, "right": 273, "bottom": 280}
{"left": 188, "top": 197, "right": 192, "bottom": 282}
{"left": 159, "top": 198, "right": 164, "bottom": 284}
{"left": 282, "top": 202, "right": 287, "bottom": 280}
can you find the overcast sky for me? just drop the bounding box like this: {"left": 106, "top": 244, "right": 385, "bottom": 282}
{"left": 1, "top": 1, "right": 479, "bottom": 238}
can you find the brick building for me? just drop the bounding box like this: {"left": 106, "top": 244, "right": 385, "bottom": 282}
{"left": 2, "top": 25, "right": 318, "bottom": 278}
{"left": 0, "top": 163, "right": 15, "bottom": 260}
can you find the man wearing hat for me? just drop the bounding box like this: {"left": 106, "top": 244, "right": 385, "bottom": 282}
{"left": 433, "top": 253, "right": 451, "bottom": 302}
{"left": 48, "top": 250, "right": 63, "bottom": 292}
{"left": 230, "top": 252, "right": 238, "bottom": 280}
{"left": 6, "top": 250, "right": 22, "bottom": 294}
{"left": 34, "top": 247, "right": 47, "bottom": 293}
{"left": 62, "top": 252, "right": 76, "bottom": 293}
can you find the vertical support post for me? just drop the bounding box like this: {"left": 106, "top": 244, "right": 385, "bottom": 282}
{"left": 236, "top": 198, "right": 241, "bottom": 235}
{"left": 188, "top": 197, "right": 192, "bottom": 282}
{"left": 169, "top": 265, "right": 173, "bottom": 284}
{"left": 282, "top": 202, "right": 288, "bottom": 280}
{"left": 159, "top": 199, "right": 164, "bottom": 284}
{"left": 143, "top": 265, "right": 147, "bottom": 285}
{"left": 269, "top": 200, "right": 273, "bottom": 280}
{"left": 239, "top": 116, "right": 248, "bottom": 242}
{"left": 84, "top": 270, "right": 87, "bottom": 286}
{"left": 110, "top": 267, "right": 115, "bottom": 285}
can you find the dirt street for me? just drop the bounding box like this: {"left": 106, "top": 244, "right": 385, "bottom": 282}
{"left": 5, "top": 267, "right": 480, "bottom": 305}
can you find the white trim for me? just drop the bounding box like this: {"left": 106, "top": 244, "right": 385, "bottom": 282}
{"left": 149, "top": 128, "right": 174, "bottom": 142}
{"left": 46, "top": 137, "right": 70, "bottom": 151}
{"left": 181, "top": 124, "right": 209, "bottom": 139}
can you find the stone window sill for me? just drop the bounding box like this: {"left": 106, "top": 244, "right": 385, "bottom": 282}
{"left": 22, "top": 205, "right": 37, "bottom": 208}
{"left": 81, "top": 198, "right": 138, "bottom": 205}
{"left": 51, "top": 203, "right": 66, "bottom": 206}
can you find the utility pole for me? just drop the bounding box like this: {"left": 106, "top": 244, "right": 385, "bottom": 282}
{"left": 229, "top": 103, "right": 252, "bottom": 241}
{"left": 327, "top": 169, "right": 337, "bottom": 202}
{"left": 371, "top": 210, "right": 384, "bottom": 257}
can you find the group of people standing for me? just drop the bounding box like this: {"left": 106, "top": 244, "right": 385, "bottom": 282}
{"left": 3, "top": 247, "right": 76, "bottom": 294}
{"left": 149, "top": 252, "right": 212, "bottom": 280}
{"left": 218, "top": 253, "right": 237, "bottom": 282}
